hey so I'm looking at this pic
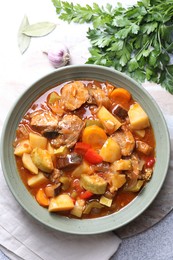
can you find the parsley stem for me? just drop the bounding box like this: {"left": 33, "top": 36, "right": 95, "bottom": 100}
{"left": 135, "top": 41, "right": 150, "bottom": 61}
{"left": 165, "top": 67, "right": 173, "bottom": 79}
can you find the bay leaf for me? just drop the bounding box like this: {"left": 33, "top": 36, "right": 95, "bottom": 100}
{"left": 18, "top": 15, "right": 31, "bottom": 54}
{"left": 22, "top": 22, "right": 56, "bottom": 37}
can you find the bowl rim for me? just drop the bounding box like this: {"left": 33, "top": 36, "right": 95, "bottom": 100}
{"left": 0, "top": 64, "right": 171, "bottom": 235}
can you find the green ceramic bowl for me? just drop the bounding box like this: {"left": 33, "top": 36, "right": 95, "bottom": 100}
{"left": 1, "top": 65, "right": 170, "bottom": 234}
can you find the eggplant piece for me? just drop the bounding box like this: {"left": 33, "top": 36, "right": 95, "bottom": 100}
{"left": 45, "top": 183, "right": 62, "bottom": 197}
{"left": 112, "top": 104, "right": 128, "bottom": 120}
{"left": 54, "top": 183, "right": 62, "bottom": 196}
{"left": 56, "top": 153, "right": 82, "bottom": 169}
{"left": 42, "top": 125, "right": 59, "bottom": 139}
{"left": 42, "top": 129, "right": 59, "bottom": 139}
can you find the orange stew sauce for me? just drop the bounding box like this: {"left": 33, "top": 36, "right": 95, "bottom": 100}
{"left": 14, "top": 80, "right": 155, "bottom": 219}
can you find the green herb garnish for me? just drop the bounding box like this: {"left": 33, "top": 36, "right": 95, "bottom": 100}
{"left": 18, "top": 16, "right": 31, "bottom": 54}
{"left": 18, "top": 16, "right": 56, "bottom": 54}
{"left": 22, "top": 22, "right": 56, "bottom": 37}
{"left": 52, "top": 0, "right": 173, "bottom": 94}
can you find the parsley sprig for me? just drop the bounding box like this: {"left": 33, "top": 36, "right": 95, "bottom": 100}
{"left": 52, "top": 0, "right": 173, "bottom": 94}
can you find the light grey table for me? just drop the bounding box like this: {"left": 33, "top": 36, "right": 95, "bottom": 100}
{"left": 1, "top": 209, "right": 173, "bottom": 260}
{"left": 113, "top": 211, "right": 173, "bottom": 260}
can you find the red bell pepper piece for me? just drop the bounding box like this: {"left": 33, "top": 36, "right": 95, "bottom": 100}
{"left": 84, "top": 148, "right": 103, "bottom": 164}
{"left": 79, "top": 190, "right": 93, "bottom": 200}
{"left": 74, "top": 142, "right": 91, "bottom": 156}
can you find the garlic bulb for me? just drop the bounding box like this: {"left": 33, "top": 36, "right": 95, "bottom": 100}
{"left": 44, "top": 42, "right": 70, "bottom": 68}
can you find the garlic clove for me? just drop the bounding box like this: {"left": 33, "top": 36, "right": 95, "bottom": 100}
{"left": 43, "top": 42, "right": 70, "bottom": 68}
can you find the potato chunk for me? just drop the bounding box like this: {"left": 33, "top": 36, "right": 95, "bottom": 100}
{"left": 97, "top": 106, "right": 122, "bottom": 134}
{"left": 29, "top": 132, "right": 48, "bottom": 149}
{"left": 134, "top": 129, "right": 146, "bottom": 138}
{"left": 128, "top": 103, "right": 150, "bottom": 130}
{"left": 27, "top": 171, "right": 48, "bottom": 187}
{"left": 54, "top": 146, "right": 69, "bottom": 156}
{"left": 99, "top": 138, "right": 121, "bottom": 163}
{"left": 31, "top": 147, "right": 54, "bottom": 173}
{"left": 70, "top": 199, "right": 85, "bottom": 218}
{"left": 72, "top": 161, "right": 93, "bottom": 178}
{"left": 47, "top": 142, "right": 55, "bottom": 155}
{"left": 48, "top": 194, "right": 74, "bottom": 212}
{"left": 14, "top": 140, "right": 32, "bottom": 157}
{"left": 111, "top": 159, "right": 132, "bottom": 171}
{"left": 108, "top": 173, "right": 126, "bottom": 193}
{"left": 22, "top": 153, "right": 38, "bottom": 174}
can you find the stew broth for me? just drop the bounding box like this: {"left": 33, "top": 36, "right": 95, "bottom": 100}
{"left": 14, "top": 80, "right": 155, "bottom": 219}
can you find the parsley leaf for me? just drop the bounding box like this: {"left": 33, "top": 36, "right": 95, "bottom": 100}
{"left": 87, "top": 28, "right": 113, "bottom": 48}
{"left": 52, "top": 0, "right": 173, "bottom": 94}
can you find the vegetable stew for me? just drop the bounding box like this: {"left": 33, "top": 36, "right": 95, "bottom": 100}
{"left": 13, "top": 80, "right": 155, "bottom": 219}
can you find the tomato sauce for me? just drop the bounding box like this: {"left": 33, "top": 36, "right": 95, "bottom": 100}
{"left": 13, "top": 80, "right": 156, "bottom": 219}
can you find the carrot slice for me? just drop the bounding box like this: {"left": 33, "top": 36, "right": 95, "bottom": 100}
{"left": 36, "top": 188, "right": 50, "bottom": 207}
{"left": 109, "top": 88, "right": 131, "bottom": 102}
{"left": 82, "top": 125, "right": 107, "bottom": 149}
